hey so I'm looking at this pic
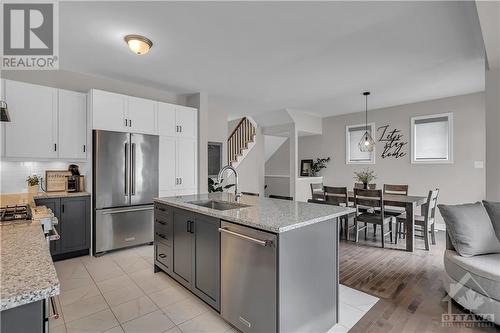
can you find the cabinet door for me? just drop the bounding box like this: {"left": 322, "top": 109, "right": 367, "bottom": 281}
{"left": 192, "top": 214, "right": 220, "bottom": 310}
{"left": 4, "top": 80, "right": 58, "bottom": 158}
{"left": 34, "top": 198, "right": 61, "bottom": 256}
{"left": 176, "top": 106, "right": 197, "bottom": 139}
{"left": 157, "top": 102, "right": 176, "bottom": 137}
{"left": 91, "top": 89, "right": 127, "bottom": 132}
{"left": 172, "top": 209, "right": 193, "bottom": 288}
{"left": 60, "top": 197, "right": 90, "bottom": 253}
{"left": 159, "top": 136, "right": 176, "bottom": 192}
{"left": 58, "top": 89, "right": 87, "bottom": 159}
{"left": 176, "top": 138, "right": 197, "bottom": 190}
{"left": 128, "top": 96, "right": 157, "bottom": 134}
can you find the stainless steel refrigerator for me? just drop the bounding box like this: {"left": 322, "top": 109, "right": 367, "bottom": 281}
{"left": 93, "top": 130, "right": 159, "bottom": 254}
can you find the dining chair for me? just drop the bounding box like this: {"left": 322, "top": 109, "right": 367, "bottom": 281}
{"left": 382, "top": 184, "right": 409, "bottom": 238}
{"left": 269, "top": 195, "right": 293, "bottom": 201}
{"left": 323, "top": 186, "right": 355, "bottom": 240}
{"left": 242, "top": 191, "right": 259, "bottom": 196}
{"left": 395, "top": 189, "right": 439, "bottom": 250}
{"left": 352, "top": 189, "right": 394, "bottom": 248}
{"left": 354, "top": 183, "right": 376, "bottom": 190}
{"left": 310, "top": 183, "right": 325, "bottom": 200}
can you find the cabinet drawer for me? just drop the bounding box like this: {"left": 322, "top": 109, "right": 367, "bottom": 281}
{"left": 155, "top": 242, "right": 171, "bottom": 268}
{"left": 154, "top": 204, "right": 170, "bottom": 219}
{"left": 155, "top": 216, "right": 170, "bottom": 228}
{"left": 155, "top": 229, "right": 170, "bottom": 244}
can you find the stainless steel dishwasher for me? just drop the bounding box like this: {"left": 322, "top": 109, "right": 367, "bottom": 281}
{"left": 219, "top": 221, "right": 277, "bottom": 333}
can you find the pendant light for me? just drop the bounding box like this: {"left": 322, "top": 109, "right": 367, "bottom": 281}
{"left": 358, "top": 91, "right": 375, "bottom": 152}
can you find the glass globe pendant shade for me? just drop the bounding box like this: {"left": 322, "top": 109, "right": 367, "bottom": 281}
{"left": 358, "top": 131, "right": 375, "bottom": 152}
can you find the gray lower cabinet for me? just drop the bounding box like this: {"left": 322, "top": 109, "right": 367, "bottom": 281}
{"left": 34, "top": 195, "right": 90, "bottom": 260}
{"left": 154, "top": 203, "right": 221, "bottom": 311}
{"left": 0, "top": 300, "right": 45, "bottom": 333}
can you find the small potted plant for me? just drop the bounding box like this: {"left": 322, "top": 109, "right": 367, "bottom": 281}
{"left": 26, "top": 174, "right": 40, "bottom": 194}
{"left": 310, "top": 157, "right": 331, "bottom": 176}
{"left": 353, "top": 168, "right": 376, "bottom": 189}
{"left": 208, "top": 178, "right": 235, "bottom": 193}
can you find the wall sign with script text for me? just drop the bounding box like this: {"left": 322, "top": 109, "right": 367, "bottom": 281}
{"left": 377, "top": 125, "right": 408, "bottom": 159}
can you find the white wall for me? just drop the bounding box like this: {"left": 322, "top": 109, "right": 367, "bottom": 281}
{"left": 485, "top": 69, "right": 500, "bottom": 201}
{"left": 265, "top": 138, "right": 290, "bottom": 176}
{"left": 298, "top": 92, "right": 486, "bottom": 225}
{"left": 0, "top": 161, "right": 90, "bottom": 194}
{"left": 208, "top": 107, "right": 228, "bottom": 167}
{"left": 186, "top": 93, "right": 209, "bottom": 193}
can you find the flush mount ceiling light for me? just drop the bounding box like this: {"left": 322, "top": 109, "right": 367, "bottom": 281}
{"left": 124, "top": 35, "right": 153, "bottom": 55}
{"left": 358, "top": 91, "right": 375, "bottom": 152}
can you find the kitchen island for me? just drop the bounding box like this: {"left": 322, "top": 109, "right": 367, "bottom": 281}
{"left": 153, "top": 193, "right": 354, "bottom": 333}
{"left": 0, "top": 219, "right": 60, "bottom": 332}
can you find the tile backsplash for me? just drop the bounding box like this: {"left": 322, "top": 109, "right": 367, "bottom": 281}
{"left": 0, "top": 161, "right": 89, "bottom": 194}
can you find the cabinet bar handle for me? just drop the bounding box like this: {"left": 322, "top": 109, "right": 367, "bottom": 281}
{"left": 49, "top": 297, "right": 60, "bottom": 319}
{"left": 155, "top": 232, "right": 167, "bottom": 239}
{"left": 54, "top": 143, "right": 57, "bottom": 151}
{"left": 62, "top": 204, "right": 65, "bottom": 213}
{"left": 218, "top": 227, "right": 271, "bottom": 247}
{"left": 158, "top": 253, "right": 167, "bottom": 258}
{"left": 124, "top": 119, "right": 128, "bottom": 127}
{"left": 155, "top": 219, "right": 167, "bottom": 225}
{"left": 83, "top": 145, "right": 86, "bottom": 153}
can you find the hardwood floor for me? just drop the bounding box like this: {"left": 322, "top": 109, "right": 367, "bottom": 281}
{"left": 340, "top": 228, "right": 499, "bottom": 333}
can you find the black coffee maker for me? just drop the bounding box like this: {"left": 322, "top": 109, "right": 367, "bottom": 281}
{"left": 66, "top": 164, "right": 84, "bottom": 192}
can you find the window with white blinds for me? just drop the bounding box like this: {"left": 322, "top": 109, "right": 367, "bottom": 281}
{"left": 346, "top": 123, "right": 375, "bottom": 164}
{"left": 411, "top": 113, "right": 453, "bottom": 163}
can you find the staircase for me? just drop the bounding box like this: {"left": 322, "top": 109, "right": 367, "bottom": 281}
{"left": 227, "top": 117, "right": 257, "bottom": 168}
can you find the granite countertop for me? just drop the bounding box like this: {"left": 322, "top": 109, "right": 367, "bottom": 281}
{"left": 154, "top": 193, "right": 355, "bottom": 233}
{"left": 0, "top": 191, "right": 90, "bottom": 207}
{"left": 33, "top": 191, "right": 90, "bottom": 199}
{"left": 0, "top": 220, "right": 60, "bottom": 311}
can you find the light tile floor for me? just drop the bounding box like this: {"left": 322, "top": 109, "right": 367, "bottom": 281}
{"left": 50, "top": 245, "right": 378, "bottom": 333}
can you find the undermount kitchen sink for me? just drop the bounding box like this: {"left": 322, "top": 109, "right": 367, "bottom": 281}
{"left": 188, "top": 200, "right": 250, "bottom": 211}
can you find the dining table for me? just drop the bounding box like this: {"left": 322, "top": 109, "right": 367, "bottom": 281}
{"left": 309, "top": 192, "right": 428, "bottom": 252}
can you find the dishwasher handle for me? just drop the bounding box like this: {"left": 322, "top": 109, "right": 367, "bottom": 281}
{"left": 218, "top": 227, "right": 272, "bottom": 247}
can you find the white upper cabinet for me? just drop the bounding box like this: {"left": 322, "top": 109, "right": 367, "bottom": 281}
{"left": 176, "top": 138, "right": 197, "bottom": 189}
{"left": 157, "top": 102, "right": 197, "bottom": 139}
{"left": 128, "top": 96, "right": 157, "bottom": 135}
{"left": 3, "top": 80, "right": 58, "bottom": 159}
{"left": 157, "top": 102, "right": 176, "bottom": 136}
{"left": 159, "top": 136, "right": 177, "bottom": 192}
{"left": 91, "top": 89, "right": 127, "bottom": 132}
{"left": 58, "top": 89, "right": 87, "bottom": 160}
{"left": 91, "top": 89, "right": 156, "bottom": 134}
{"left": 176, "top": 105, "right": 197, "bottom": 139}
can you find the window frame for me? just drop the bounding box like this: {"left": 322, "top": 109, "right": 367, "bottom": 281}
{"left": 345, "top": 122, "right": 376, "bottom": 165}
{"left": 411, "top": 112, "right": 453, "bottom": 164}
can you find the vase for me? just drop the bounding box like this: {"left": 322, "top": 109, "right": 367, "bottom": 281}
{"left": 363, "top": 182, "right": 368, "bottom": 189}
{"left": 28, "top": 184, "right": 39, "bottom": 194}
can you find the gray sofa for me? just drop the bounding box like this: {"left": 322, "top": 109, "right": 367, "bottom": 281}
{"left": 443, "top": 225, "right": 500, "bottom": 325}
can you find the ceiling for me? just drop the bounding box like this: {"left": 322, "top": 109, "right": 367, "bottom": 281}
{"left": 57, "top": 1, "right": 485, "bottom": 118}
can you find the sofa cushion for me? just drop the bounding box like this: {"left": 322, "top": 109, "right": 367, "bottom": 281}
{"left": 444, "top": 249, "right": 500, "bottom": 301}
{"left": 438, "top": 202, "right": 500, "bottom": 257}
{"left": 483, "top": 200, "right": 500, "bottom": 241}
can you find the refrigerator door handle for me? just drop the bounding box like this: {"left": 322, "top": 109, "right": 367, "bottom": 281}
{"left": 131, "top": 143, "right": 136, "bottom": 195}
{"left": 124, "top": 142, "right": 129, "bottom": 195}
{"left": 101, "top": 206, "right": 154, "bottom": 215}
